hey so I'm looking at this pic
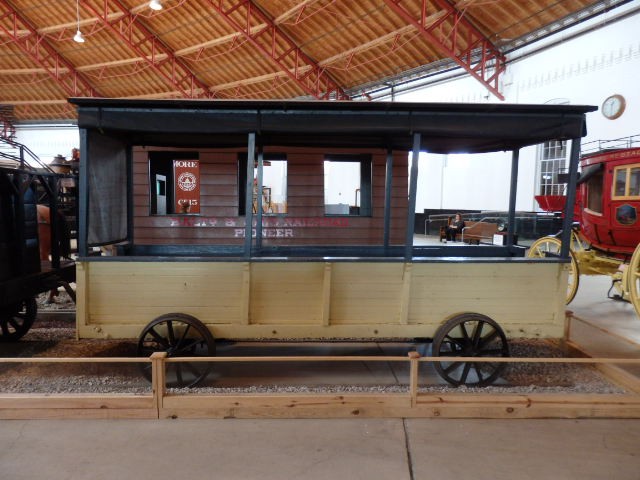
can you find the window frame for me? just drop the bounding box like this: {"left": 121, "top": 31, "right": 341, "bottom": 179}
{"left": 612, "top": 163, "right": 640, "bottom": 200}
{"left": 238, "top": 153, "right": 288, "bottom": 216}
{"left": 148, "top": 151, "right": 200, "bottom": 216}
{"left": 323, "top": 154, "right": 372, "bottom": 217}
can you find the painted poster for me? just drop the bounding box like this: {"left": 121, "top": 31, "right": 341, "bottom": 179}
{"left": 174, "top": 159, "right": 200, "bottom": 214}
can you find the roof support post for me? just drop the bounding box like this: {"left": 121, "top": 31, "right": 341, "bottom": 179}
{"left": 255, "top": 146, "right": 264, "bottom": 250}
{"left": 206, "top": 0, "right": 349, "bottom": 100}
{"left": 405, "top": 133, "right": 421, "bottom": 260}
{"left": 382, "top": 0, "right": 506, "bottom": 100}
{"left": 383, "top": 148, "right": 394, "bottom": 249}
{"left": 506, "top": 149, "right": 519, "bottom": 247}
{"left": 47, "top": 175, "right": 60, "bottom": 269}
{"left": 244, "top": 132, "right": 256, "bottom": 258}
{"left": 560, "top": 139, "right": 581, "bottom": 258}
{"left": 78, "top": 128, "right": 89, "bottom": 257}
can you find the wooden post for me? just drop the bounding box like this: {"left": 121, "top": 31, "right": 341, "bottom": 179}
{"left": 321, "top": 262, "right": 332, "bottom": 326}
{"left": 563, "top": 310, "right": 573, "bottom": 353}
{"left": 408, "top": 351, "right": 420, "bottom": 407}
{"left": 240, "top": 262, "right": 251, "bottom": 325}
{"left": 151, "top": 352, "right": 167, "bottom": 417}
{"left": 399, "top": 263, "right": 412, "bottom": 324}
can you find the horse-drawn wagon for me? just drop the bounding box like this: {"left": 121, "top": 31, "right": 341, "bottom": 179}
{"left": 70, "top": 98, "right": 595, "bottom": 387}
{"left": 529, "top": 136, "right": 640, "bottom": 313}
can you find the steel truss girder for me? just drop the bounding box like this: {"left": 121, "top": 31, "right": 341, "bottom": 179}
{"left": 207, "top": 0, "right": 349, "bottom": 100}
{"left": 383, "top": 0, "right": 506, "bottom": 100}
{"left": 83, "top": 0, "right": 215, "bottom": 99}
{"left": 0, "top": 113, "right": 15, "bottom": 140}
{"left": 0, "top": 0, "right": 99, "bottom": 98}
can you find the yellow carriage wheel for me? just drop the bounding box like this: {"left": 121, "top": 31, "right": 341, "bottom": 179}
{"left": 527, "top": 236, "right": 579, "bottom": 304}
{"left": 626, "top": 243, "right": 640, "bottom": 318}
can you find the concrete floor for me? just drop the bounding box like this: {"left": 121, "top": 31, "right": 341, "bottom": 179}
{"left": 2, "top": 245, "right": 640, "bottom": 479}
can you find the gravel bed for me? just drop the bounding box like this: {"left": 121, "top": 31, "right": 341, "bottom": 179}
{"left": 0, "top": 304, "right": 629, "bottom": 395}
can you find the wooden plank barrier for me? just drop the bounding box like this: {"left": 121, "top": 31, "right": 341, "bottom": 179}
{"left": 2, "top": 347, "right": 640, "bottom": 419}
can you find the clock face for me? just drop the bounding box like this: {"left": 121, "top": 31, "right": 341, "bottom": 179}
{"left": 602, "top": 94, "right": 626, "bottom": 119}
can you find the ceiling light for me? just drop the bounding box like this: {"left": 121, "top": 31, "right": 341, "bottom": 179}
{"left": 149, "top": 0, "right": 163, "bottom": 10}
{"left": 74, "top": 0, "right": 84, "bottom": 43}
{"left": 73, "top": 30, "right": 85, "bottom": 43}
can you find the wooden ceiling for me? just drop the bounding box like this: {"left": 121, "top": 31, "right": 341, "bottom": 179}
{"left": 0, "top": 0, "right": 631, "bottom": 123}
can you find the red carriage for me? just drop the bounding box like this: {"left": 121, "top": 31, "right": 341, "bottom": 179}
{"left": 528, "top": 135, "right": 640, "bottom": 313}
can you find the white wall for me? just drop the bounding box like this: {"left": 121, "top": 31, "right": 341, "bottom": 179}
{"left": 399, "top": 3, "right": 640, "bottom": 212}
{"left": 14, "top": 125, "right": 79, "bottom": 164}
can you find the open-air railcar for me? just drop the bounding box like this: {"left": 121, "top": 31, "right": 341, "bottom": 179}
{"left": 70, "top": 99, "right": 595, "bottom": 387}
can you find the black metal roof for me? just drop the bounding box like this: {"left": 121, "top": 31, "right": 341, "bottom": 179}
{"left": 70, "top": 98, "right": 597, "bottom": 154}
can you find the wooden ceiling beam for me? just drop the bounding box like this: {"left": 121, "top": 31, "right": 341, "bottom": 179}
{"left": 383, "top": 0, "right": 506, "bottom": 100}
{"left": 205, "top": 0, "right": 349, "bottom": 100}
{"left": 81, "top": 0, "right": 215, "bottom": 98}
{"left": 0, "top": 0, "right": 100, "bottom": 98}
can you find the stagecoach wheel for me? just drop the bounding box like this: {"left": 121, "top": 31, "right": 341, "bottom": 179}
{"left": 432, "top": 313, "right": 509, "bottom": 387}
{"left": 0, "top": 298, "right": 37, "bottom": 342}
{"left": 526, "top": 236, "right": 579, "bottom": 304}
{"left": 626, "top": 244, "right": 640, "bottom": 318}
{"left": 137, "top": 313, "right": 215, "bottom": 388}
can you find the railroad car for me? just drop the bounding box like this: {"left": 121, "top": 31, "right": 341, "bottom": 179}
{"left": 70, "top": 99, "right": 595, "bottom": 387}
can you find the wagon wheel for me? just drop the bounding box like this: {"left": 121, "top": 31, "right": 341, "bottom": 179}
{"left": 626, "top": 243, "right": 640, "bottom": 318}
{"left": 137, "top": 313, "right": 216, "bottom": 388}
{"left": 527, "top": 236, "right": 579, "bottom": 304}
{"left": 0, "top": 298, "right": 37, "bottom": 342}
{"left": 432, "top": 313, "right": 509, "bottom": 387}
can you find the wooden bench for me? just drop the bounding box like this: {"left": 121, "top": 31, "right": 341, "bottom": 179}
{"left": 461, "top": 221, "right": 498, "bottom": 245}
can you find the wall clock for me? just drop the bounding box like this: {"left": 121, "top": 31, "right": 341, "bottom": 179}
{"left": 602, "top": 94, "right": 626, "bottom": 120}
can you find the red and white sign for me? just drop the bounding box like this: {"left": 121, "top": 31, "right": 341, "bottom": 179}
{"left": 174, "top": 160, "right": 200, "bottom": 214}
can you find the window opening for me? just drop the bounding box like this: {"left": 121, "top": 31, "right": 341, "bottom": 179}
{"left": 586, "top": 169, "right": 604, "bottom": 213}
{"left": 149, "top": 152, "right": 199, "bottom": 215}
{"left": 324, "top": 156, "right": 371, "bottom": 216}
{"left": 239, "top": 155, "right": 287, "bottom": 215}
{"left": 612, "top": 164, "right": 640, "bottom": 199}
{"left": 537, "top": 140, "right": 567, "bottom": 196}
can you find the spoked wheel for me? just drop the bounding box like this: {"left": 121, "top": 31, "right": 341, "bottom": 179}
{"left": 432, "top": 313, "right": 510, "bottom": 387}
{"left": 0, "top": 298, "right": 37, "bottom": 342}
{"left": 626, "top": 244, "right": 640, "bottom": 318}
{"left": 527, "top": 236, "right": 579, "bottom": 304}
{"left": 137, "top": 313, "right": 215, "bottom": 388}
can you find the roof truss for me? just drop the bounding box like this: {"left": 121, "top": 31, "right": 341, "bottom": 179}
{"left": 81, "top": 0, "right": 215, "bottom": 98}
{"left": 0, "top": 0, "right": 100, "bottom": 98}
{"left": 383, "top": 0, "right": 506, "bottom": 99}
{"left": 206, "top": 0, "right": 349, "bottom": 100}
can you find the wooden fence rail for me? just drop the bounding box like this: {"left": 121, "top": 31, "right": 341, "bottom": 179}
{"left": 1, "top": 350, "right": 640, "bottom": 419}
